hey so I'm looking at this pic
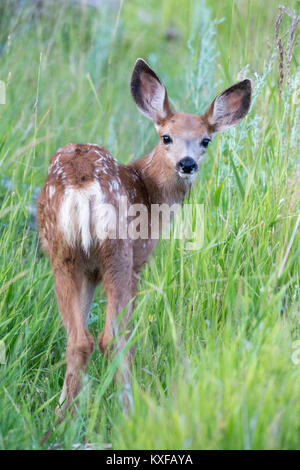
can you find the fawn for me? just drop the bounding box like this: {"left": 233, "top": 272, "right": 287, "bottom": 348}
{"left": 37, "top": 59, "right": 251, "bottom": 415}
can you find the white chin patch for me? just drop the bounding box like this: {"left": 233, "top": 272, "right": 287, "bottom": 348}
{"left": 178, "top": 171, "right": 197, "bottom": 181}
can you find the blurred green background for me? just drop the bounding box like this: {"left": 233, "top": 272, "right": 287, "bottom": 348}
{"left": 0, "top": 0, "right": 299, "bottom": 449}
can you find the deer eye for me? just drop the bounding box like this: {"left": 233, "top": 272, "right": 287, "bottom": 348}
{"left": 162, "top": 135, "right": 172, "bottom": 145}
{"left": 201, "top": 138, "right": 211, "bottom": 148}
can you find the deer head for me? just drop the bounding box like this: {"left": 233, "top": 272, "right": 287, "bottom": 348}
{"left": 130, "top": 58, "right": 252, "bottom": 181}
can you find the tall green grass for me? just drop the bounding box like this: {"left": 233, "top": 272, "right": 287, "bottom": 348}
{"left": 0, "top": 0, "right": 299, "bottom": 449}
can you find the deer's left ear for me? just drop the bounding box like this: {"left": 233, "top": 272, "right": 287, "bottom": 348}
{"left": 204, "top": 79, "right": 252, "bottom": 132}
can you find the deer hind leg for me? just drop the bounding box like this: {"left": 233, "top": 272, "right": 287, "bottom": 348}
{"left": 54, "top": 267, "right": 96, "bottom": 416}
{"left": 97, "top": 240, "right": 136, "bottom": 410}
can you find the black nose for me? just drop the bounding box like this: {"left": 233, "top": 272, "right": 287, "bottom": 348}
{"left": 177, "top": 157, "right": 198, "bottom": 174}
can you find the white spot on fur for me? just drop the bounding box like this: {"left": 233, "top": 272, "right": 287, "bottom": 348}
{"left": 49, "top": 154, "right": 61, "bottom": 174}
{"left": 59, "top": 181, "right": 116, "bottom": 253}
{"left": 48, "top": 185, "right": 55, "bottom": 199}
{"left": 93, "top": 150, "right": 103, "bottom": 157}
{"left": 109, "top": 180, "right": 119, "bottom": 192}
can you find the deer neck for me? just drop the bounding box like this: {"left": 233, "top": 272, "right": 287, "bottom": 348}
{"left": 130, "top": 147, "right": 192, "bottom": 207}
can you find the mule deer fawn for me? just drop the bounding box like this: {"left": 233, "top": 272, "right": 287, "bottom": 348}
{"left": 37, "top": 59, "right": 251, "bottom": 415}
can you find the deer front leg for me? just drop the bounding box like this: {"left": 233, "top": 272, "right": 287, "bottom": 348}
{"left": 54, "top": 267, "right": 95, "bottom": 417}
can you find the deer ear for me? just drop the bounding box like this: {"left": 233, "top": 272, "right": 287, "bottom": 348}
{"left": 205, "top": 79, "right": 252, "bottom": 132}
{"left": 130, "top": 58, "right": 173, "bottom": 125}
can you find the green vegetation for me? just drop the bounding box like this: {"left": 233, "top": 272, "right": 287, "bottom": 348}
{"left": 0, "top": 0, "right": 299, "bottom": 449}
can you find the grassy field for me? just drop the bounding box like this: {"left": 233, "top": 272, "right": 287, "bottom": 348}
{"left": 0, "top": 0, "right": 299, "bottom": 450}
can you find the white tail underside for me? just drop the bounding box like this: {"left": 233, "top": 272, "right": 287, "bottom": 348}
{"left": 59, "top": 182, "right": 116, "bottom": 253}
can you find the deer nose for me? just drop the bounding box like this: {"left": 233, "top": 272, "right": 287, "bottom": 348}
{"left": 177, "top": 157, "right": 198, "bottom": 174}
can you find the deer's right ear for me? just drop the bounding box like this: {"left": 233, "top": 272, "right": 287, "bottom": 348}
{"left": 130, "top": 58, "right": 173, "bottom": 126}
